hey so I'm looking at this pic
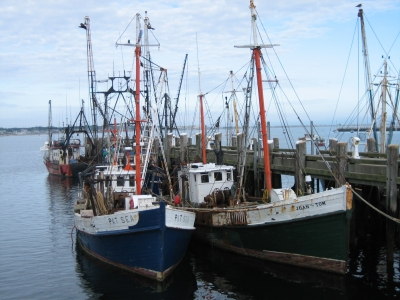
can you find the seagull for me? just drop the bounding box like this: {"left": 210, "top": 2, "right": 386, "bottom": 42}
{"left": 356, "top": 4, "right": 362, "bottom": 7}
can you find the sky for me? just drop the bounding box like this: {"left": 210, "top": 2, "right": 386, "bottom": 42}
{"left": 0, "top": 0, "right": 399, "bottom": 129}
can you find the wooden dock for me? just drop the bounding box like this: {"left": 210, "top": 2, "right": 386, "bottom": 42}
{"left": 162, "top": 132, "right": 400, "bottom": 263}
{"left": 164, "top": 133, "right": 399, "bottom": 189}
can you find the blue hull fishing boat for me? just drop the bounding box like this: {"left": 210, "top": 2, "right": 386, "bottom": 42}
{"left": 75, "top": 193, "right": 195, "bottom": 281}
{"left": 74, "top": 12, "right": 195, "bottom": 282}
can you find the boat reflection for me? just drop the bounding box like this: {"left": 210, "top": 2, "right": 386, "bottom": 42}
{"left": 189, "top": 240, "right": 348, "bottom": 299}
{"left": 75, "top": 243, "right": 197, "bottom": 299}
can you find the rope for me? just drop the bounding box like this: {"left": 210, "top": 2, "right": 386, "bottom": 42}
{"left": 262, "top": 189, "right": 269, "bottom": 203}
{"left": 352, "top": 188, "right": 400, "bottom": 224}
{"left": 95, "top": 191, "right": 109, "bottom": 215}
{"left": 70, "top": 225, "right": 76, "bottom": 244}
{"left": 115, "top": 14, "right": 138, "bottom": 45}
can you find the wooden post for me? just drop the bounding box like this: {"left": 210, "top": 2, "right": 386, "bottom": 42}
{"left": 329, "top": 138, "right": 338, "bottom": 152}
{"left": 175, "top": 136, "right": 180, "bottom": 147}
{"left": 295, "top": 141, "right": 306, "bottom": 195}
{"left": 367, "top": 138, "right": 376, "bottom": 153}
{"left": 273, "top": 138, "right": 279, "bottom": 149}
{"left": 180, "top": 133, "right": 188, "bottom": 162}
{"left": 196, "top": 133, "right": 202, "bottom": 159}
{"left": 252, "top": 137, "right": 259, "bottom": 196}
{"left": 166, "top": 133, "right": 173, "bottom": 165}
{"left": 272, "top": 138, "right": 282, "bottom": 189}
{"left": 237, "top": 133, "right": 244, "bottom": 165}
{"left": 231, "top": 136, "right": 237, "bottom": 147}
{"left": 215, "top": 132, "right": 222, "bottom": 149}
{"left": 386, "top": 144, "right": 398, "bottom": 265}
{"left": 336, "top": 142, "right": 348, "bottom": 188}
{"left": 154, "top": 137, "right": 160, "bottom": 158}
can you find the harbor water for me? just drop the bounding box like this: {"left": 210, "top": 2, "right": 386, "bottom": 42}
{"left": 0, "top": 132, "right": 399, "bottom": 299}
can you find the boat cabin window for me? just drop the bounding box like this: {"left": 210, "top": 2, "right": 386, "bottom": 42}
{"left": 200, "top": 173, "right": 209, "bottom": 183}
{"left": 129, "top": 175, "right": 135, "bottom": 187}
{"left": 227, "top": 171, "right": 231, "bottom": 181}
{"left": 117, "top": 176, "right": 124, "bottom": 187}
{"left": 214, "top": 172, "right": 222, "bottom": 181}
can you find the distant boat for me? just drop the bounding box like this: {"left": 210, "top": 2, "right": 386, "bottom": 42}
{"left": 40, "top": 101, "right": 90, "bottom": 178}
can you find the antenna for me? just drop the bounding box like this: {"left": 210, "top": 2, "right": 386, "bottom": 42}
{"left": 196, "top": 33, "right": 202, "bottom": 95}
{"left": 195, "top": 33, "right": 206, "bottom": 164}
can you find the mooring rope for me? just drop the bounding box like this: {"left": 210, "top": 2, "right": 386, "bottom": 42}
{"left": 70, "top": 225, "right": 76, "bottom": 244}
{"left": 351, "top": 187, "right": 400, "bottom": 224}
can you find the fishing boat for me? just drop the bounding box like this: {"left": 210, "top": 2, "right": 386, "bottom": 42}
{"left": 73, "top": 13, "right": 195, "bottom": 282}
{"left": 40, "top": 101, "right": 90, "bottom": 178}
{"left": 179, "top": 0, "right": 353, "bottom": 274}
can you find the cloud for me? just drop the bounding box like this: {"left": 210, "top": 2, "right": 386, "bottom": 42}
{"left": 0, "top": 0, "right": 399, "bottom": 128}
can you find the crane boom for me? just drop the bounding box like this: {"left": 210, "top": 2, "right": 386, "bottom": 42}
{"left": 80, "top": 16, "right": 105, "bottom": 139}
{"left": 170, "top": 54, "right": 188, "bottom": 132}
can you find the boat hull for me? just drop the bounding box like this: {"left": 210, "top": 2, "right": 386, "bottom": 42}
{"left": 75, "top": 203, "right": 195, "bottom": 281}
{"left": 45, "top": 159, "right": 87, "bottom": 178}
{"left": 193, "top": 210, "right": 351, "bottom": 274}
{"left": 188, "top": 185, "right": 352, "bottom": 274}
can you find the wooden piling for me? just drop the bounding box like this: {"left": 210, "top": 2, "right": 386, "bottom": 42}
{"left": 215, "top": 132, "right": 222, "bottom": 149}
{"left": 329, "top": 138, "right": 338, "bottom": 151}
{"left": 196, "top": 133, "right": 201, "bottom": 159}
{"left": 180, "top": 133, "right": 188, "bottom": 163}
{"left": 295, "top": 140, "right": 306, "bottom": 195}
{"left": 273, "top": 138, "right": 279, "bottom": 149}
{"left": 252, "top": 137, "right": 259, "bottom": 196}
{"left": 336, "top": 142, "right": 348, "bottom": 188}
{"left": 386, "top": 144, "right": 398, "bottom": 265}
{"left": 166, "top": 133, "right": 173, "bottom": 165}
{"left": 272, "top": 138, "right": 281, "bottom": 189}
{"left": 154, "top": 137, "right": 160, "bottom": 158}
{"left": 232, "top": 136, "right": 237, "bottom": 147}
{"left": 367, "top": 138, "right": 376, "bottom": 153}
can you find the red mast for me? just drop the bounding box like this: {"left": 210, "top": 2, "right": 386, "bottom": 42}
{"left": 235, "top": 0, "right": 278, "bottom": 192}
{"left": 254, "top": 48, "right": 272, "bottom": 191}
{"left": 134, "top": 26, "right": 142, "bottom": 195}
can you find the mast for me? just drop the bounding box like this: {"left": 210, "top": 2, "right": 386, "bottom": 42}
{"left": 134, "top": 16, "right": 142, "bottom": 194}
{"left": 143, "top": 11, "right": 152, "bottom": 129}
{"left": 171, "top": 54, "right": 188, "bottom": 133}
{"left": 48, "top": 100, "right": 52, "bottom": 148}
{"left": 79, "top": 17, "right": 99, "bottom": 139}
{"left": 380, "top": 59, "right": 388, "bottom": 153}
{"left": 116, "top": 13, "right": 160, "bottom": 195}
{"left": 230, "top": 71, "right": 240, "bottom": 136}
{"left": 387, "top": 62, "right": 400, "bottom": 146}
{"left": 199, "top": 91, "right": 207, "bottom": 164}
{"left": 235, "top": 0, "right": 278, "bottom": 192}
{"left": 196, "top": 35, "right": 207, "bottom": 164}
{"left": 358, "top": 9, "right": 379, "bottom": 152}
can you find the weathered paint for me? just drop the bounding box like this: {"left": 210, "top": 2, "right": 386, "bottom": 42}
{"left": 193, "top": 210, "right": 351, "bottom": 274}
{"left": 75, "top": 201, "right": 195, "bottom": 282}
{"left": 188, "top": 185, "right": 352, "bottom": 274}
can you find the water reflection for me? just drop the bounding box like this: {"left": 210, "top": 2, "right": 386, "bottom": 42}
{"left": 75, "top": 243, "right": 197, "bottom": 299}
{"left": 189, "top": 240, "right": 349, "bottom": 300}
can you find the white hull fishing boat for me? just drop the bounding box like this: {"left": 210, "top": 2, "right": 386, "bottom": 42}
{"left": 179, "top": 0, "right": 353, "bottom": 274}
